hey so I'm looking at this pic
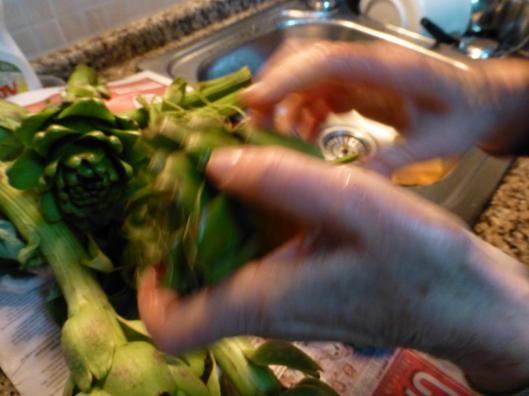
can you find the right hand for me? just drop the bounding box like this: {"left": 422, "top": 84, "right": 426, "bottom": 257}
{"left": 242, "top": 40, "right": 529, "bottom": 174}
{"left": 139, "top": 147, "right": 529, "bottom": 394}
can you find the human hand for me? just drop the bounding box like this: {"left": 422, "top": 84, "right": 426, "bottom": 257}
{"left": 242, "top": 40, "right": 529, "bottom": 174}
{"left": 139, "top": 147, "right": 529, "bottom": 394}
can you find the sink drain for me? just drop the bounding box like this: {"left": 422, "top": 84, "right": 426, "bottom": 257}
{"left": 319, "top": 126, "right": 377, "bottom": 163}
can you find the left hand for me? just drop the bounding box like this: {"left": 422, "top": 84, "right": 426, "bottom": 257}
{"left": 241, "top": 40, "right": 529, "bottom": 173}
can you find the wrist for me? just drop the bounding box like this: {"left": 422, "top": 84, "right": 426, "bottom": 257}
{"left": 449, "top": 236, "right": 529, "bottom": 393}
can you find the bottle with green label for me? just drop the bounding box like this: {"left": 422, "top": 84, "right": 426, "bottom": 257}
{"left": 0, "top": 0, "right": 41, "bottom": 98}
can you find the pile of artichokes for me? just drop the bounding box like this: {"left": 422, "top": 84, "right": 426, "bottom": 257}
{"left": 0, "top": 65, "right": 339, "bottom": 396}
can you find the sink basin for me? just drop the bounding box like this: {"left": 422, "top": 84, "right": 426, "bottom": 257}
{"left": 139, "top": 1, "right": 512, "bottom": 225}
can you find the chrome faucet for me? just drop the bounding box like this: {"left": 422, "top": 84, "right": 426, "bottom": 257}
{"left": 305, "top": 0, "right": 340, "bottom": 12}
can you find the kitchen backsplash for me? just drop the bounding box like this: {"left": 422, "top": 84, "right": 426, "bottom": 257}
{"left": 4, "top": 0, "right": 186, "bottom": 59}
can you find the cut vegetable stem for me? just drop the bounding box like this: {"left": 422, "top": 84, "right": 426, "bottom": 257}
{"left": 182, "top": 66, "right": 252, "bottom": 109}
{"left": 0, "top": 172, "right": 112, "bottom": 316}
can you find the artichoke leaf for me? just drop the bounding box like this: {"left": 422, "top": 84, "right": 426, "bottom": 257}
{"left": 61, "top": 305, "right": 117, "bottom": 391}
{"left": 6, "top": 150, "right": 45, "bottom": 190}
{"left": 180, "top": 348, "right": 208, "bottom": 378}
{"left": 117, "top": 108, "right": 148, "bottom": 129}
{"left": 0, "top": 127, "right": 23, "bottom": 161}
{"left": 82, "top": 236, "right": 113, "bottom": 273}
{"left": 184, "top": 128, "right": 241, "bottom": 155}
{"left": 105, "top": 128, "right": 141, "bottom": 153}
{"left": 32, "top": 125, "right": 82, "bottom": 157}
{"left": 63, "top": 65, "right": 110, "bottom": 101}
{"left": 162, "top": 229, "right": 199, "bottom": 294}
{"left": 102, "top": 342, "right": 176, "bottom": 396}
{"left": 0, "top": 219, "right": 25, "bottom": 262}
{"left": 169, "top": 365, "right": 211, "bottom": 396}
{"left": 0, "top": 99, "right": 27, "bottom": 130}
{"left": 78, "top": 131, "right": 123, "bottom": 155}
{"left": 17, "top": 104, "right": 63, "bottom": 146}
{"left": 76, "top": 388, "right": 113, "bottom": 396}
{"left": 195, "top": 194, "right": 244, "bottom": 282}
{"left": 62, "top": 375, "right": 76, "bottom": 396}
{"left": 162, "top": 77, "right": 187, "bottom": 111}
{"left": 281, "top": 379, "right": 339, "bottom": 396}
{"left": 55, "top": 118, "right": 101, "bottom": 135}
{"left": 213, "top": 337, "right": 282, "bottom": 396}
{"left": 206, "top": 353, "right": 222, "bottom": 396}
{"left": 182, "top": 182, "right": 208, "bottom": 272}
{"left": 116, "top": 316, "right": 152, "bottom": 343}
{"left": 58, "top": 99, "right": 116, "bottom": 125}
{"left": 200, "top": 236, "right": 261, "bottom": 286}
{"left": 123, "top": 139, "right": 150, "bottom": 168}
{"left": 17, "top": 231, "right": 44, "bottom": 270}
{"left": 247, "top": 340, "right": 321, "bottom": 378}
{"left": 156, "top": 152, "right": 203, "bottom": 213}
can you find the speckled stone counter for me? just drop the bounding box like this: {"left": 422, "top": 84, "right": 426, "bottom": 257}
{"left": 32, "top": 0, "right": 287, "bottom": 81}
{"left": 475, "top": 157, "right": 529, "bottom": 262}
{"left": 1, "top": 0, "right": 528, "bottom": 394}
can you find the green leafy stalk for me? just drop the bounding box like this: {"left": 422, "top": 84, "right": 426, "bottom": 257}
{"left": 162, "top": 67, "right": 252, "bottom": 110}
{"left": 63, "top": 64, "right": 111, "bottom": 102}
{"left": 0, "top": 171, "right": 178, "bottom": 396}
{"left": 212, "top": 338, "right": 282, "bottom": 396}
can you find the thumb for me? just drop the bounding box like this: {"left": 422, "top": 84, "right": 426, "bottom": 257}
{"left": 138, "top": 247, "right": 300, "bottom": 354}
{"left": 205, "top": 146, "right": 442, "bottom": 243}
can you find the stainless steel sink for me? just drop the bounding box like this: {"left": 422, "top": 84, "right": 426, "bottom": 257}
{"left": 139, "top": 0, "right": 512, "bottom": 225}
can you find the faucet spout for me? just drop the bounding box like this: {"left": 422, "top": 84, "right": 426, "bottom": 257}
{"left": 305, "top": 0, "right": 340, "bottom": 12}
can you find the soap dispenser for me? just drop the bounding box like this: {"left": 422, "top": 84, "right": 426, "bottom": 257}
{"left": 0, "top": 0, "right": 41, "bottom": 98}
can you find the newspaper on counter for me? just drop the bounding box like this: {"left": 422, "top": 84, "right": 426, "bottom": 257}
{"left": 0, "top": 71, "right": 478, "bottom": 396}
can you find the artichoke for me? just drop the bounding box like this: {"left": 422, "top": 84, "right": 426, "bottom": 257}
{"left": 0, "top": 174, "right": 186, "bottom": 396}
{"left": 124, "top": 68, "right": 339, "bottom": 396}
{"left": 3, "top": 97, "right": 146, "bottom": 231}
{"left": 0, "top": 65, "right": 339, "bottom": 396}
{"left": 0, "top": 65, "right": 147, "bottom": 231}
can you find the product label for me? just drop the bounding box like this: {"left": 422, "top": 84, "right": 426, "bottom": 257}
{"left": 373, "top": 350, "right": 475, "bottom": 396}
{"left": 0, "top": 61, "right": 28, "bottom": 98}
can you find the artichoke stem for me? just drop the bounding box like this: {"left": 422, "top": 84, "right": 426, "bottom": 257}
{"left": 182, "top": 66, "right": 252, "bottom": 109}
{"left": 0, "top": 171, "right": 117, "bottom": 320}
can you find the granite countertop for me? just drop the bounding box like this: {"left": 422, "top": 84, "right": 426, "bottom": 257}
{"left": 2, "top": 0, "right": 529, "bottom": 394}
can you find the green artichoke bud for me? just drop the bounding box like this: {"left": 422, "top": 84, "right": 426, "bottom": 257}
{"left": 6, "top": 98, "right": 146, "bottom": 231}
{"left": 43, "top": 140, "right": 132, "bottom": 229}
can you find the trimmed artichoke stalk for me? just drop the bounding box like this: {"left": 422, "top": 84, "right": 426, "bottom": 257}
{"left": 0, "top": 173, "right": 176, "bottom": 396}
{"left": 62, "top": 64, "right": 111, "bottom": 102}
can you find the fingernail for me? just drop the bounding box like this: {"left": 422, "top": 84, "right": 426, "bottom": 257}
{"left": 206, "top": 147, "right": 244, "bottom": 184}
{"left": 138, "top": 267, "right": 158, "bottom": 316}
{"left": 242, "top": 82, "right": 267, "bottom": 102}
